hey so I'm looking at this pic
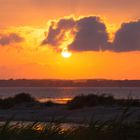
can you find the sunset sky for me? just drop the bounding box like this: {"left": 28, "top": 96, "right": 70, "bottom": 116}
{"left": 0, "top": 0, "right": 140, "bottom": 79}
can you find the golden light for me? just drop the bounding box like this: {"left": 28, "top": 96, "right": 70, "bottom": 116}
{"left": 61, "top": 48, "right": 72, "bottom": 58}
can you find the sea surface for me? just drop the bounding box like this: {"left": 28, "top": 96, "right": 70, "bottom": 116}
{"left": 0, "top": 87, "right": 140, "bottom": 103}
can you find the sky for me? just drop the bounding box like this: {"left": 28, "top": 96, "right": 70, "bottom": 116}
{"left": 0, "top": 0, "right": 140, "bottom": 79}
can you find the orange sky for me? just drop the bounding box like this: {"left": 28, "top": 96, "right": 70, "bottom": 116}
{"left": 0, "top": 0, "right": 140, "bottom": 79}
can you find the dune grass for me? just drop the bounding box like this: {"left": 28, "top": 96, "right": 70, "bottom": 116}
{"left": 0, "top": 93, "right": 59, "bottom": 109}
{"left": 67, "top": 94, "right": 140, "bottom": 109}
{"left": 1, "top": 93, "right": 140, "bottom": 110}
{"left": 0, "top": 93, "right": 36, "bottom": 109}
{"left": 0, "top": 108, "right": 140, "bottom": 140}
{"left": 0, "top": 93, "right": 140, "bottom": 139}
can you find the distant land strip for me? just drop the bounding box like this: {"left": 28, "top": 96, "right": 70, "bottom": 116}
{"left": 0, "top": 79, "right": 140, "bottom": 87}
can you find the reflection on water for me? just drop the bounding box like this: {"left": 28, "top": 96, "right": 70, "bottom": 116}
{"left": 0, "top": 87, "right": 140, "bottom": 103}
{"left": 38, "top": 97, "right": 72, "bottom": 104}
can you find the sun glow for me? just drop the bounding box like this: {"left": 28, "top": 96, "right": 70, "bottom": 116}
{"left": 61, "top": 48, "right": 72, "bottom": 58}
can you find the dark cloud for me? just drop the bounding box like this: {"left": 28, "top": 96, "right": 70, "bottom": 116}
{"left": 69, "top": 16, "right": 109, "bottom": 51}
{"left": 42, "top": 16, "right": 140, "bottom": 52}
{"left": 42, "top": 18, "right": 75, "bottom": 46}
{"left": 0, "top": 33, "right": 24, "bottom": 46}
{"left": 112, "top": 20, "right": 140, "bottom": 52}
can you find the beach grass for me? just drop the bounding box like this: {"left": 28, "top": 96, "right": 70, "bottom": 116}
{"left": 0, "top": 93, "right": 140, "bottom": 139}
{"left": 67, "top": 94, "right": 140, "bottom": 109}
{"left": 0, "top": 108, "right": 140, "bottom": 140}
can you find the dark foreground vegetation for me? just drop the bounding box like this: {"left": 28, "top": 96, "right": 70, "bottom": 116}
{"left": 0, "top": 94, "right": 140, "bottom": 139}
{"left": 0, "top": 93, "right": 140, "bottom": 109}
{"left": 67, "top": 94, "right": 140, "bottom": 109}
{"left": 0, "top": 93, "right": 35, "bottom": 109}
{"left": 0, "top": 93, "right": 57, "bottom": 109}
{"left": 0, "top": 108, "right": 140, "bottom": 140}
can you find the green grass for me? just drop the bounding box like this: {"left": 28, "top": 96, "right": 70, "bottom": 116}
{"left": 0, "top": 108, "right": 140, "bottom": 140}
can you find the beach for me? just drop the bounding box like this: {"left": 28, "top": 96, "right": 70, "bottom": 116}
{"left": 0, "top": 105, "right": 140, "bottom": 123}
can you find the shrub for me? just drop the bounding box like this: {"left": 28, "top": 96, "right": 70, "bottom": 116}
{"left": 67, "top": 94, "right": 115, "bottom": 109}
{"left": 13, "top": 93, "right": 35, "bottom": 104}
{"left": 67, "top": 94, "right": 140, "bottom": 109}
{"left": 0, "top": 93, "right": 35, "bottom": 109}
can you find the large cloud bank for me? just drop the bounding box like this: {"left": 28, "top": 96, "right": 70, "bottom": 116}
{"left": 42, "top": 16, "right": 140, "bottom": 52}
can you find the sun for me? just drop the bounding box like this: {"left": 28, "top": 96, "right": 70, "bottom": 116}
{"left": 61, "top": 48, "right": 72, "bottom": 58}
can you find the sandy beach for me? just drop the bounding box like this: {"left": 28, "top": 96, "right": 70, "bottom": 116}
{"left": 0, "top": 105, "right": 140, "bottom": 123}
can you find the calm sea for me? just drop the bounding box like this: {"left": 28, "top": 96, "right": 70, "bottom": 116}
{"left": 0, "top": 87, "right": 140, "bottom": 103}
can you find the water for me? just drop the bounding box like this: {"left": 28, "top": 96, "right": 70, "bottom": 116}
{"left": 0, "top": 87, "right": 140, "bottom": 103}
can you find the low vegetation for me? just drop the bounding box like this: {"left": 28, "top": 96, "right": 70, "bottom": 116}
{"left": 0, "top": 94, "right": 140, "bottom": 139}
{"left": 0, "top": 108, "right": 140, "bottom": 140}
{"left": 0, "top": 93, "right": 36, "bottom": 109}
{"left": 67, "top": 94, "right": 140, "bottom": 109}
{"left": 0, "top": 93, "right": 58, "bottom": 109}
{"left": 0, "top": 93, "right": 140, "bottom": 110}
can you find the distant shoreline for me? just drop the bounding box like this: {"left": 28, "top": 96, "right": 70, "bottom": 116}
{"left": 0, "top": 79, "right": 140, "bottom": 87}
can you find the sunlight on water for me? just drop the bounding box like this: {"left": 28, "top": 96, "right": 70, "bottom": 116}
{"left": 0, "top": 87, "right": 140, "bottom": 103}
{"left": 38, "top": 97, "right": 72, "bottom": 104}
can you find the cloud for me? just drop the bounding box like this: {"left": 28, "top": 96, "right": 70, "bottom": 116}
{"left": 42, "top": 16, "right": 109, "bottom": 51}
{"left": 42, "top": 18, "right": 75, "bottom": 47}
{"left": 69, "top": 16, "right": 109, "bottom": 51}
{"left": 42, "top": 16, "right": 140, "bottom": 52}
{"left": 112, "top": 20, "right": 140, "bottom": 52}
{"left": 0, "top": 33, "right": 24, "bottom": 46}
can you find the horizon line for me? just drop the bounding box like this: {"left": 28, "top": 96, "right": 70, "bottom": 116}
{"left": 0, "top": 79, "right": 140, "bottom": 81}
